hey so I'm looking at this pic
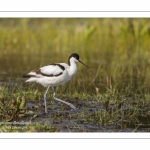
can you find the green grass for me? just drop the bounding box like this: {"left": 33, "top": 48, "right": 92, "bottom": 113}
{"left": 0, "top": 18, "right": 150, "bottom": 132}
{"left": 0, "top": 83, "right": 150, "bottom": 132}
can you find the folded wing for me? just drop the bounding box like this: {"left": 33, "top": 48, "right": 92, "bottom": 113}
{"left": 23, "top": 63, "right": 65, "bottom": 78}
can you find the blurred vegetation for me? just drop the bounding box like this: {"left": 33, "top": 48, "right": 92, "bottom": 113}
{"left": 0, "top": 18, "right": 150, "bottom": 94}
{"left": 0, "top": 18, "right": 150, "bottom": 132}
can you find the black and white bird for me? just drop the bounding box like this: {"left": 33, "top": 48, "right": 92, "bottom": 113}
{"left": 22, "top": 53, "right": 90, "bottom": 113}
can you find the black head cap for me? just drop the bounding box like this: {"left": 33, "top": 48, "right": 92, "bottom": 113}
{"left": 68, "top": 53, "right": 79, "bottom": 65}
{"left": 69, "top": 53, "right": 79, "bottom": 60}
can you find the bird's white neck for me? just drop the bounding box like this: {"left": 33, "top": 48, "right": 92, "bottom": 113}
{"left": 68, "top": 59, "right": 77, "bottom": 76}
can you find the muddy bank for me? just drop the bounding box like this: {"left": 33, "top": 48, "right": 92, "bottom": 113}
{"left": 16, "top": 98, "right": 150, "bottom": 132}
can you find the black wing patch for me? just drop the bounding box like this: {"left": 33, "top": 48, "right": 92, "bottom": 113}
{"left": 40, "top": 71, "right": 63, "bottom": 77}
{"left": 48, "top": 63, "right": 65, "bottom": 71}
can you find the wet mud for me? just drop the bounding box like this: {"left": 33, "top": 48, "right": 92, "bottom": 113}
{"left": 18, "top": 98, "right": 150, "bottom": 132}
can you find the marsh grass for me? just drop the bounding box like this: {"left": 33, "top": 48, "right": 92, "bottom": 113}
{"left": 1, "top": 83, "right": 150, "bottom": 132}
{"left": 0, "top": 18, "right": 150, "bottom": 132}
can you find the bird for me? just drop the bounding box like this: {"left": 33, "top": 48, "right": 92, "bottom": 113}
{"left": 22, "top": 53, "right": 90, "bottom": 113}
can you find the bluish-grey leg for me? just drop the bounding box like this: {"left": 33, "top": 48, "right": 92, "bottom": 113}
{"left": 44, "top": 85, "right": 50, "bottom": 113}
{"left": 53, "top": 87, "right": 76, "bottom": 110}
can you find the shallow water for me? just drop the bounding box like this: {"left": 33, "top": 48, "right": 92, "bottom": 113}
{"left": 14, "top": 97, "right": 150, "bottom": 132}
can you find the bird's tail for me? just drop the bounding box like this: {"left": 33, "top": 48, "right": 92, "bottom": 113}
{"left": 22, "top": 74, "right": 36, "bottom": 78}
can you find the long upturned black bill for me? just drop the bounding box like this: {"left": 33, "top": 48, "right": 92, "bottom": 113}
{"left": 79, "top": 60, "right": 91, "bottom": 68}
